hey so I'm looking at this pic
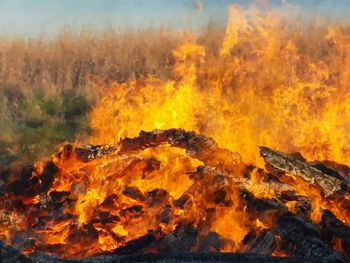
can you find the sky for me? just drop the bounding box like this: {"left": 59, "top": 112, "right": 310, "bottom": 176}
{"left": 0, "top": 0, "right": 349, "bottom": 37}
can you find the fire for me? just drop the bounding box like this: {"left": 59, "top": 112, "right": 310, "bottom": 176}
{"left": 1, "top": 3, "right": 350, "bottom": 259}
{"left": 90, "top": 6, "right": 350, "bottom": 169}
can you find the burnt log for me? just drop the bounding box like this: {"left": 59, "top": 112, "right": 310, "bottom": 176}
{"left": 11, "top": 230, "right": 37, "bottom": 253}
{"left": 249, "top": 230, "right": 276, "bottom": 255}
{"left": 119, "top": 205, "right": 143, "bottom": 219}
{"left": 7, "top": 165, "right": 40, "bottom": 197}
{"left": 190, "top": 165, "right": 294, "bottom": 210}
{"left": 123, "top": 157, "right": 160, "bottom": 179}
{"left": 118, "top": 129, "right": 244, "bottom": 175}
{"left": 40, "top": 161, "right": 58, "bottom": 193}
{"left": 191, "top": 165, "right": 294, "bottom": 207}
{"left": 276, "top": 191, "right": 311, "bottom": 218}
{"left": 113, "top": 232, "right": 157, "bottom": 255}
{"left": 75, "top": 145, "right": 116, "bottom": 162}
{"left": 320, "top": 210, "right": 350, "bottom": 256}
{"left": 98, "top": 194, "right": 118, "bottom": 210}
{"left": 313, "top": 161, "right": 350, "bottom": 184}
{"left": 198, "top": 231, "right": 224, "bottom": 252}
{"left": 259, "top": 147, "right": 346, "bottom": 197}
{"left": 91, "top": 211, "right": 120, "bottom": 224}
{"left": 241, "top": 190, "right": 288, "bottom": 213}
{"left": 123, "top": 186, "right": 145, "bottom": 201}
{"left": 146, "top": 189, "right": 169, "bottom": 207}
{"left": 57, "top": 144, "right": 73, "bottom": 161}
{"left": 5, "top": 161, "right": 58, "bottom": 198}
{"left": 0, "top": 240, "right": 33, "bottom": 263}
{"left": 277, "top": 213, "right": 336, "bottom": 258}
{"left": 160, "top": 224, "right": 198, "bottom": 252}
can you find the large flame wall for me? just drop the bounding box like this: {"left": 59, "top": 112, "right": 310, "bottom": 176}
{"left": 90, "top": 5, "right": 350, "bottom": 168}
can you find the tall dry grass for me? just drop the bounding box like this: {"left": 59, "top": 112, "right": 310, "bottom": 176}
{"left": 0, "top": 26, "right": 224, "bottom": 169}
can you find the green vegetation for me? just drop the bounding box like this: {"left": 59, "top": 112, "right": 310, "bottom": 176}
{"left": 0, "top": 87, "right": 91, "bottom": 166}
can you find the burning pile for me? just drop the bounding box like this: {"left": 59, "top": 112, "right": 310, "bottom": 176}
{"left": 1, "top": 3, "right": 350, "bottom": 262}
{"left": 0, "top": 129, "right": 349, "bottom": 261}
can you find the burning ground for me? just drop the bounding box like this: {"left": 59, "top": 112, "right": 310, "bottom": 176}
{"left": 1, "top": 4, "right": 350, "bottom": 262}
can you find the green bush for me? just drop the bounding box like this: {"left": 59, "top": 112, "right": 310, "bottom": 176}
{"left": 0, "top": 88, "right": 91, "bottom": 167}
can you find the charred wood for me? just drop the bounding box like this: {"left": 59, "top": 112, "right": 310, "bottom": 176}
{"left": 241, "top": 190, "right": 287, "bottom": 213}
{"left": 75, "top": 145, "right": 116, "bottom": 162}
{"left": 191, "top": 165, "right": 293, "bottom": 207}
{"left": 98, "top": 194, "right": 118, "bottom": 211}
{"left": 40, "top": 161, "right": 58, "bottom": 193}
{"left": 277, "top": 213, "right": 336, "bottom": 258}
{"left": 321, "top": 210, "right": 350, "bottom": 239}
{"left": 146, "top": 189, "right": 169, "bottom": 207}
{"left": 5, "top": 161, "right": 57, "bottom": 199}
{"left": 159, "top": 204, "right": 172, "bottom": 224}
{"left": 198, "top": 231, "right": 224, "bottom": 252}
{"left": 119, "top": 205, "right": 143, "bottom": 219}
{"left": 173, "top": 193, "right": 191, "bottom": 209}
{"left": 66, "top": 224, "right": 99, "bottom": 247}
{"left": 259, "top": 147, "right": 346, "bottom": 197}
{"left": 0, "top": 240, "right": 33, "bottom": 263}
{"left": 113, "top": 232, "right": 157, "bottom": 255}
{"left": 160, "top": 224, "right": 198, "bottom": 252}
{"left": 310, "top": 162, "right": 348, "bottom": 183}
{"left": 91, "top": 211, "right": 120, "bottom": 224}
{"left": 249, "top": 230, "right": 276, "bottom": 255}
{"left": 7, "top": 165, "right": 40, "bottom": 197}
{"left": 276, "top": 191, "right": 311, "bottom": 218}
{"left": 189, "top": 166, "right": 230, "bottom": 206}
{"left": 57, "top": 144, "right": 73, "bottom": 161}
{"left": 118, "top": 129, "right": 244, "bottom": 175}
{"left": 314, "top": 161, "right": 350, "bottom": 184}
{"left": 49, "top": 191, "right": 71, "bottom": 206}
{"left": 320, "top": 210, "right": 350, "bottom": 256}
{"left": 123, "top": 186, "right": 145, "bottom": 202}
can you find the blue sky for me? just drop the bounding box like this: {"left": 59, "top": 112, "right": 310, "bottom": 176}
{"left": 0, "top": 0, "right": 349, "bottom": 37}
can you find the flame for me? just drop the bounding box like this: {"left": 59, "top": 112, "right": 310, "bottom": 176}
{"left": 1, "top": 3, "right": 350, "bottom": 259}
{"left": 89, "top": 6, "right": 350, "bottom": 169}
{"left": 85, "top": 5, "right": 350, "bottom": 256}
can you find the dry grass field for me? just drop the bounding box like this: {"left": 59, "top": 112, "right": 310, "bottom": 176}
{"left": 0, "top": 25, "right": 224, "bottom": 168}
